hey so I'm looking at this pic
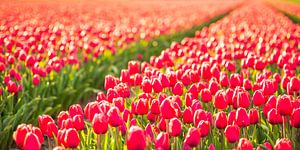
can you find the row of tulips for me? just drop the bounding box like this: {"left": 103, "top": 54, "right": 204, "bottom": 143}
{"left": 13, "top": 2, "right": 300, "bottom": 150}
{"left": 0, "top": 0, "right": 241, "bottom": 147}
{"left": 268, "top": 0, "right": 300, "bottom": 18}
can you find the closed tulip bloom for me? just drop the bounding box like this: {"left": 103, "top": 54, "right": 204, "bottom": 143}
{"left": 267, "top": 108, "right": 282, "bottom": 124}
{"left": 291, "top": 108, "right": 300, "bottom": 128}
{"left": 236, "top": 108, "right": 250, "bottom": 127}
{"left": 237, "top": 138, "right": 253, "bottom": 150}
{"left": 249, "top": 108, "right": 259, "bottom": 124}
{"left": 145, "top": 123, "right": 154, "bottom": 141}
{"left": 262, "top": 80, "right": 275, "bottom": 95}
{"left": 184, "top": 127, "right": 201, "bottom": 147}
{"left": 61, "top": 118, "right": 74, "bottom": 129}
{"left": 24, "top": 132, "right": 41, "bottom": 150}
{"left": 64, "top": 128, "right": 80, "bottom": 148}
{"left": 160, "top": 99, "right": 179, "bottom": 119}
{"left": 252, "top": 90, "right": 265, "bottom": 107}
{"left": 228, "top": 110, "right": 236, "bottom": 125}
{"left": 172, "top": 82, "right": 183, "bottom": 96}
{"left": 92, "top": 113, "right": 108, "bottom": 134}
{"left": 141, "top": 79, "right": 152, "bottom": 93}
{"left": 194, "top": 109, "right": 208, "bottom": 127}
{"left": 152, "top": 78, "right": 163, "bottom": 93}
{"left": 215, "top": 111, "right": 227, "bottom": 129}
{"left": 104, "top": 75, "right": 118, "bottom": 90}
{"left": 126, "top": 126, "right": 147, "bottom": 150}
{"left": 136, "top": 98, "right": 149, "bottom": 115}
{"left": 169, "top": 118, "right": 182, "bottom": 137}
{"left": 197, "top": 120, "right": 210, "bottom": 137}
{"left": 13, "top": 124, "right": 30, "bottom": 148}
{"left": 214, "top": 90, "right": 228, "bottom": 110}
{"left": 243, "top": 79, "right": 252, "bottom": 91}
{"left": 230, "top": 73, "right": 242, "bottom": 88}
{"left": 155, "top": 132, "right": 170, "bottom": 150}
{"left": 150, "top": 99, "right": 160, "bottom": 114}
{"left": 158, "top": 118, "right": 167, "bottom": 131}
{"left": 257, "top": 142, "right": 273, "bottom": 150}
{"left": 32, "top": 74, "right": 40, "bottom": 86}
{"left": 224, "top": 124, "right": 240, "bottom": 143}
{"left": 46, "top": 121, "right": 58, "bottom": 137}
{"left": 128, "top": 61, "right": 140, "bottom": 75}
{"left": 200, "top": 89, "right": 212, "bottom": 103}
{"left": 220, "top": 72, "right": 229, "bottom": 87}
{"left": 57, "top": 111, "right": 70, "bottom": 128}
{"left": 274, "top": 138, "right": 293, "bottom": 150}
{"left": 107, "top": 106, "right": 123, "bottom": 127}
{"left": 276, "top": 95, "right": 292, "bottom": 116}
{"left": 237, "top": 91, "right": 250, "bottom": 108}
{"left": 209, "top": 79, "right": 219, "bottom": 95}
{"left": 69, "top": 104, "right": 84, "bottom": 118}
{"left": 183, "top": 107, "right": 194, "bottom": 124}
{"left": 38, "top": 115, "right": 55, "bottom": 135}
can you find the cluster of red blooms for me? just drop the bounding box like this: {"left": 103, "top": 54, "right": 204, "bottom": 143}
{"left": 0, "top": 0, "right": 240, "bottom": 95}
{"left": 13, "top": 3, "right": 300, "bottom": 150}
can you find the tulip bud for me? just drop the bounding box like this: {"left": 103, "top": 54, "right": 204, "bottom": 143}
{"left": 141, "top": 78, "right": 152, "bottom": 93}
{"left": 252, "top": 90, "right": 265, "bottom": 107}
{"left": 69, "top": 104, "right": 84, "bottom": 118}
{"left": 183, "top": 107, "right": 194, "bottom": 124}
{"left": 152, "top": 78, "right": 163, "bottom": 93}
{"left": 172, "top": 82, "right": 183, "bottom": 96}
{"left": 155, "top": 132, "right": 170, "bottom": 150}
{"left": 24, "top": 132, "right": 41, "bottom": 150}
{"left": 126, "top": 126, "right": 147, "bottom": 150}
{"left": 64, "top": 128, "right": 80, "bottom": 148}
{"left": 215, "top": 111, "right": 227, "bottom": 129}
{"left": 291, "top": 108, "right": 300, "bottom": 128}
{"left": 249, "top": 108, "right": 259, "bottom": 124}
{"left": 224, "top": 124, "right": 240, "bottom": 143}
{"left": 107, "top": 106, "right": 123, "bottom": 127}
{"left": 169, "top": 118, "right": 182, "bottom": 137}
{"left": 214, "top": 90, "right": 228, "bottom": 110}
{"left": 267, "top": 108, "right": 283, "bottom": 124}
{"left": 274, "top": 138, "right": 293, "bottom": 150}
{"left": 236, "top": 108, "right": 250, "bottom": 127}
{"left": 237, "top": 138, "right": 253, "bottom": 150}
{"left": 200, "top": 89, "right": 212, "bottom": 103}
{"left": 32, "top": 74, "right": 40, "bottom": 86}
{"left": 197, "top": 120, "right": 210, "bottom": 137}
{"left": 184, "top": 127, "right": 201, "bottom": 147}
{"left": 136, "top": 98, "right": 149, "bottom": 115}
{"left": 276, "top": 95, "right": 292, "bottom": 116}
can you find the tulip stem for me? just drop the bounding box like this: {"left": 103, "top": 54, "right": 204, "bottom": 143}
{"left": 282, "top": 116, "right": 286, "bottom": 138}
{"left": 48, "top": 137, "right": 52, "bottom": 150}
{"left": 243, "top": 127, "right": 247, "bottom": 138}
{"left": 115, "top": 127, "right": 119, "bottom": 150}
{"left": 97, "top": 134, "right": 101, "bottom": 150}
{"left": 166, "top": 119, "right": 169, "bottom": 134}
{"left": 221, "top": 130, "right": 224, "bottom": 150}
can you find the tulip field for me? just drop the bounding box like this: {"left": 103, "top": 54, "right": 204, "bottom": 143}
{"left": 1, "top": 0, "right": 300, "bottom": 149}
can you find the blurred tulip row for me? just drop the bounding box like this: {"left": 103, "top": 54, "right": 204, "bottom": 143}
{"left": 0, "top": 0, "right": 242, "bottom": 148}
{"left": 268, "top": 0, "right": 300, "bottom": 18}
{"left": 13, "top": 2, "right": 300, "bottom": 150}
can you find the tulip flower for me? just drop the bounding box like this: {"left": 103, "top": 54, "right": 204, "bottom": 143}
{"left": 24, "top": 132, "right": 41, "bottom": 150}
{"left": 183, "top": 107, "right": 194, "bottom": 124}
{"left": 126, "top": 126, "right": 147, "bottom": 150}
{"left": 64, "top": 128, "right": 80, "bottom": 148}
{"left": 274, "top": 138, "right": 293, "bottom": 150}
{"left": 214, "top": 90, "right": 228, "bottom": 110}
{"left": 215, "top": 111, "right": 227, "bottom": 129}
{"left": 184, "top": 127, "right": 201, "bottom": 147}
{"left": 200, "top": 88, "right": 212, "bottom": 103}
{"left": 291, "top": 108, "right": 300, "bottom": 128}
{"left": 172, "top": 82, "right": 183, "bottom": 96}
{"left": 276, "top": 95, "right": 292, "bottom": 116}
{"left": 252, "top": 90, "right": 265, "bottom": 107}
{"left": 236, "top": 107, "right": 250, "bottom": 127}
{"left": 169, "top": 118, "right": 182, "bottom": 137}
{"left": 197, "top": 120, "right": 210, "bottom": 137}
{"left": 107, "top": 106, "right": 123, "bottom": 127}
{"left": 237, "top": 138, "right": 253, "bottom": 150}
{"left": 249, "top": 108, "right": 259, "bottom": 124}
{"left": 155, "top": 132, "right": 170, "bottom": 150}
{"left": 92, "top": 113, "right": 108, "bottom": 134}
{"left": 224, "top": 124, "right": 240, "bottom": 143}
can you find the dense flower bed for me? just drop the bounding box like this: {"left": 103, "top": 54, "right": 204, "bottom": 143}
{"left": 12, "top": 2, "right": 300, "bottom": 150}
{"left": 268, "top": 0, "right": 300, "bottom": 17}
{"left": 0, "top": 0, "right": 242, "bottom": 148}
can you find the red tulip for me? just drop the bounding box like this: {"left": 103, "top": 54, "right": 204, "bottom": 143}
{"left": 215, "top": 111, "right": 227, "bottom": 129}
{"left": 46, "top": 121, "right": 58, "bottom": 137}
{"left": 252, "top": 90, "right": 265, "bottom": 107}
{"left": 126, "top": 126, "right": 147, "bottom": 150}
{"left": 276, "top": 95, "right": 292, "bottom": 116}
{"left": 169, "top": 118, "right": 182, "bottom": 137}
{"left": 237, "top": 91, "right": 250, "bottom": 108}
{"left": 92, "top": 113, "right": 108, "bottom": 134}
{"left": 107, "top": 106, "right": 123, "bottom": 127}
{"left": 209, "top": 79, "right": 219, "bottom": 95}
{"left": 224, "top": 124, "right": 240, "bottom": 143}
{"left": 274, "top": 138, "right": 292, "bottom": 150}
{"left": 104, "top": 75, "right": 118, "bottom": 91}
{"left": 183, "top": 107, "right": 194, "bottom": 124}
{"left": 214, "top": 90, "right": 228, "bottom": 110}
{"left": 160, "top": 99, "right": 179, "bottom": 119}
{"left": 197, "top": 120, "right": 210, "bottom": 137}
{"left": 64, "top": 128, "right": 80, "bottom": 148}
{"left": 230, "top": 73, "right": 242, "bottom": 88}
{"left": 24, "top": 132, "right": 41, "bottom": 150}
{"left": 194, "top": 109, "right": 208, "bottom": 127}
{"left": 145, "top": 123, "right": 154, "bottom": 141}
{"left": 69, "top": 104, "right": 84, "bottom": 118}
{"left": 201, "top": 62, "right": 212, "bottom": 80}
{"left": 128, "top": 61, "right": 140, "bottom": 75}
{"left": 13, "top": 124, "right": 30, "bottom": 148}
{"left": 257, "top": 142, "right": 273, "bottom": 150}
{"left": 236, "top": 108, "right": 250, "bottom": 127}
{"left": 150, "top": 99, "right": 160, "bottom": 114}
{"left": 141, "top": 78, "right": 152, "bottom": 93}
{"left": 237, "top": 138, "right": 253, "bottom": 150}
{"left": 152, "top": 78, "right": 163, "bottom": 93}
{"left": 155, "top": 132, "right": 170, "bottom": 150}
{"left": 32, "top": 74, "right": 40, "bottom": 86}
{"left": 172, "top": 82, "right": 183, "bottom": 96}
{"left": 136, "top": 98, "right": 149, "bottom": 115}
{"left": 220, "top": 72, "right": 229, "bottom": 87}
{"left": 200, "top": 88, "right": 212, "bottom": 103}
{"left": 267, "top": 108, "right": 283, "bottom": 124}
{"left": 57, "top": 111, "right": 70, "bottom": 128}
{"left": 184, "top": 127, "right": 201, "bottom": 147}
{"left": 249, "top": 108, "right": 259, "bottom": 124}
{"left": 38, "top": 115, "right": 55, "bottom": 135}
{"left": 291, "top": 108, "right": 300, "bottom": 128}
